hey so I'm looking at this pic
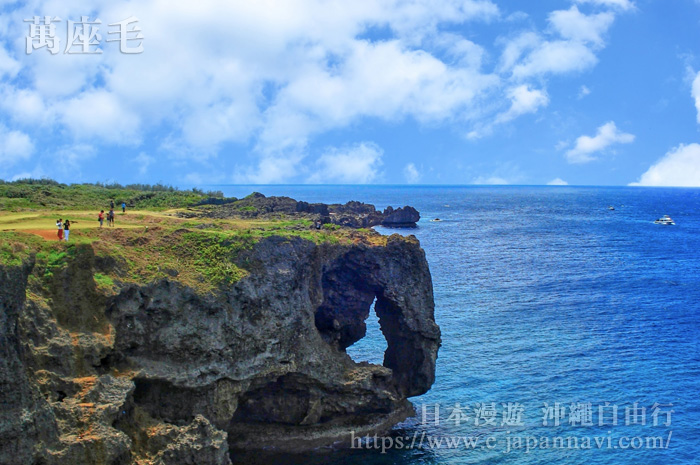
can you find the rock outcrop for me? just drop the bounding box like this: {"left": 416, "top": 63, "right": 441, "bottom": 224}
{"left": 380, "top": 206, "right": 420, "bottom": 228}
{"left": 0, "top": 232, "right": 440, "bottom": 464}
{"left": 186, "top": 193, "right": 421, "bottom": 228}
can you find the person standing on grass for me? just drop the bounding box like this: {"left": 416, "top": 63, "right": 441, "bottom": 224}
{"left": 108, "top": 209, "right": 115, "bottom": 227}
{"left": 122, "top": 202, "right": 126, "bottom": 213}
{"left": 110, "top": 199, "right": 115, "bottom": 210}
{"left": 64, "top": 220, "right": 71, "bottom": 241}
{"left": 56, "top": 219, "right": 63, "bottom": 240}
{"left": 98, "top": 210, "right": 105, "bottom": 228}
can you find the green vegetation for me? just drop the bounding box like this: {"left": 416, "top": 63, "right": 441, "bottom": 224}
{"left": 0, "top": 179, "right": 221, "bottom": 211}
{"left": 93, "top": 273, "right": 115, "bottom": 289}
{"left": 0, "top": 232, "right": 34, "bottom": 266}
{"left": 0, "top": 180, "right": 387, "bottom": 294}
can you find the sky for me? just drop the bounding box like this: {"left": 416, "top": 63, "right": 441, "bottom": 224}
{"left": 0, "top": 0, "right": 699, "bottom": 186}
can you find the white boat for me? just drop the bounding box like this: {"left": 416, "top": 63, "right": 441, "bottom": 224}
{"left": 654, "top": 215, "right": 675, "bottom": 225}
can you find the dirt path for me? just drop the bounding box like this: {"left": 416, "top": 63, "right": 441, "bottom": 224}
{"left": 22, "top": 229, "right": 64, "bottom": 241}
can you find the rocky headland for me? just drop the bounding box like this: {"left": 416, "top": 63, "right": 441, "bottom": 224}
{"left": 186, "top": 192, "right": 421, "bottom": 228}
{"left": 0, "top": 194, "right": 439, "bottom": 465}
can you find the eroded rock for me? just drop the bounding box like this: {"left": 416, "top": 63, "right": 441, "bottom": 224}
{"left": 0, "top": 232, "right": 439, "bottom": 463}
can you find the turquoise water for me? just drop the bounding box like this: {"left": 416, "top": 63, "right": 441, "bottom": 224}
{"left": 219, "top": 186, "right": 700, "bottom": 464}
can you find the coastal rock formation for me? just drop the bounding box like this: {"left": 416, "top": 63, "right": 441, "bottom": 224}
{"left": 0, "top": 232, "right": 440, "bottom": 464}
{"left": 380, "top": 206, "right": 420, "bottom": 228}
{"left": 189, "top": 193, "right": 421, "bottom": 228}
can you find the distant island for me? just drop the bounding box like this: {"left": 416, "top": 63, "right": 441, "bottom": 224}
{"left": 0, "top": 180, "right": 439, "bottom": 465}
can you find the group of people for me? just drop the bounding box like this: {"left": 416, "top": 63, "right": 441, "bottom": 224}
{"left": 98, "top": 209, "right": 116, "bottom": 228}
{"left": 55, "top": 199, "right": 127, "bottom": 241}
{"left": 111, "top": 199, "right": 127, "bottom": 213}
{"left": 55, "top": 219, "right": 72, "bottom": 241}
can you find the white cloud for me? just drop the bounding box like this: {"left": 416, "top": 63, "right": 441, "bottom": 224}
{"left": 575, "top": 0, "right": 635, "bottom": 11}
{"left": 512, "top": 40, "right": 598, "bottom": 78}
{"left": 0, "top": 87, "right": 51, "bottom": 125}
{"left": 630, "top": 143, "right": 700, "bottom": 187}
{"left": 565, "top": 121, "right": 635, "bottom": 163}
{"left": 10, "top": 172, "right": 34, "bottom": 181}
{"left": 404, "top": 162, "right": 421, "bottom": 183}
{"left": 0, "top": 125, "right": 34, "bottom": 166}
{"left": 2, "top": 0, "right": 500, "bottom": 156}
{"left": 506, "top": 11, "right": 529, "bottom": 22}
{"left": 692, "top": 71, "right": 700, "bottom": 124}
{"left": 0, "top": 46, "right": 20, "bottom": 78}
{"left": 260, "top": 38, "right": 499, "bottom": 153}
{"left": 133, "top": 152, "right": 155, "bottom": 176}
{"left": 549, "top": 6, "right": 614, "bottom": 46}
{"left": 53, "top": 144, "right": 96, "bottom": 173}
{"left": 578, "top": 85, "right": 591, "bottom": 99}
{"left": 308, "top": 142, "right": 383, "bottom": 184}
{"left": 468, "top": 84, "right": 549, "bottom": 138}
{"left": 497, "top": 32, "right": 540, "bottom": 73}
{"left": 501, "top": 5, "right": 621, "bottom": 80}
{"left": 547, "top": 177, "right": 569, "bottom": 185}
{"left": 0, "top": 0, "right": 636, "bottom": 182}
{"left": 59, "top": 90, "right": 142, "bottom": 143}
{"left": 470, "top": 162, "right": 524, "bottom": 185}
{"left": 236, "top": 153, "right": 306, "bottom": 184}
{"left": 495, "top": 84, "right": 549, "bottom": 123}
{"left": 472, "top": 176, "right": 509, "bottom": 185}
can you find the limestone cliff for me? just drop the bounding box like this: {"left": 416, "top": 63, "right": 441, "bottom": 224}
{"left": 0, "top": 232, "right": 440, "bottom": 464}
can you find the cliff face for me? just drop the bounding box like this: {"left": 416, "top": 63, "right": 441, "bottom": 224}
{"left": 0, "top": 233, "right": 440, "bottom": 464}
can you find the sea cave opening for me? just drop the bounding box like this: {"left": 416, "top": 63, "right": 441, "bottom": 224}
{"left": 345, "top": 297, "right": 388, "bottom": 366}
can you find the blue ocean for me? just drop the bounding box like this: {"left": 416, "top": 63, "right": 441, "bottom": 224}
{"left": 218, "top": 186, "right": 700, "bottom": 465}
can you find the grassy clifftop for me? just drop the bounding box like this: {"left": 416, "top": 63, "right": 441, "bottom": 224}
{"left": 0, "top": 181, "right": 387, "bottom": 293}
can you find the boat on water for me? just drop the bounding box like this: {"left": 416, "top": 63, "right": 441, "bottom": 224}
{"left": 608, "top": 206, "right": 615, "bottom": 210}
{"left": 431, "top": 218, "right": 442, "bottom": 222}
{"left": 654, "top": 215, "right": 675, "bottom": 225}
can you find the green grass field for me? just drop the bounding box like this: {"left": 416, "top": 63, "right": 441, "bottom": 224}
{"left": 0, "top": 180, "right": 386, "bottom": 292}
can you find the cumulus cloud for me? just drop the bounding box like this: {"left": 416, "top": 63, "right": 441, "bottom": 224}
{"left": 547, "top": 177, "right": 569, "bottom": 185}
{"left": 578, "top": 85, "right": 591, "bottom": 99}
{"left": 692, "top": 71, "right": 700, "bottom": 124}
{"left": 403, "top": 162, "right": 420, "bottom": 183}
{"left": 0, "top": 125, "right": 34, "bottom": 166}
{"left": 575, "top": 0, "right": 635, "bottom": 11}
{"left": 548, "top": 6, "right": 614, "bottom": 46}
{"left": 501, "top": 4, "right": 621, "bottom": 80}
{"left": 565, "top": 121, "right": 635, "bottom": 163}
{"left": 0, "top": 87, "right": 51, "bottom": 125}
{"left": 630, "top": 143, "right": 700, "bottom": 187}
{"left": 0, "top": 0, "right": 635, "bottom": 182}
{"left": 259, "top": 38, "right": 498, "bottom": 153}
{"left": 238, "top": 153, "right": 306, "bottom": 185}
{"left": 511, "top": 40, "right": 598, "bottom": 78}
{"left": 308, "top": 143, "right": 383, "bottom": 184}
{"left": 468, "top": 84, "right": 549, "bottom": 138}
{"left": 59, "top": 90, "right": 142, "bottom": 143}
{"left": 2, "top": 0, "right": 502, "bottom": 156}
{"left": 495, "top": 84, "right": 549, "bottom": 123}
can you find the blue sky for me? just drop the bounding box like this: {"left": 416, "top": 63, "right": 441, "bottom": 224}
{"left": 1, "top": 0, "right": 699, "bottom": 186}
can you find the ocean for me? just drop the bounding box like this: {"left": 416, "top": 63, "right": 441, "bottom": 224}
{"left": 217, "top": 185, "right": 700, "bottom": 465}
